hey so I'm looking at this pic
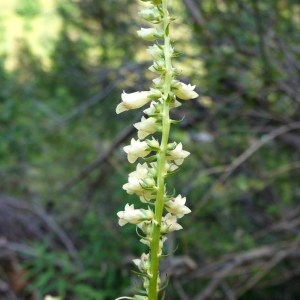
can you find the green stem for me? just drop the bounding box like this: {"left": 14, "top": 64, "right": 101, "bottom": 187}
{"left": 148, "top": 0, "right": 172, "bottom": 299}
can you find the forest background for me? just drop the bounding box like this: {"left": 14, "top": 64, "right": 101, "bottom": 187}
{"left": 1, "top": 0, "right": 300, "bottom": 299}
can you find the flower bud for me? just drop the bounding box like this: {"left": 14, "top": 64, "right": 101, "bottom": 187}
{"left": 133, "top": 253, "right": 150, "bottom": 273}
{"left": 138, "top": 220, "right": 152, "bottom": 236}
{"left": 167, "top": 142, "right": 177, "bottom": 150}
{"left": 148, "top": 162, "right": 157, "bottom": 177}
{"left": 146, "top": 137, "right": 160, "bottom": 150}
{"left": 149, "top": 88, "right": 162, "bottom": 99}
{"left": 152, "top": 77, "right": 164, "bottom": 88}
{"left": 139, "top": 7, "right": 162, "bottom": 23}
{"left": 141, "top": 177, "right": 156, "bottom": 189}
{"left": 137, "top": 28, "right": 163, "bottom": 41}
{"left": 143, "top": 101, "right": 162, "bottom": 116}
{"left": 140, "top": 193, "right": 156, "bottom": 203}
{"left": 147, "top": 44, "right": 164, "bottom": 60}
{"left": 149, "top": 59, "right": 165, "bottom": 73}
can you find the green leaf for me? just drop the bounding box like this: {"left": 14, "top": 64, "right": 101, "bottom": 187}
{"left": 165, "top": 23, "right": 170, "bottom": 36}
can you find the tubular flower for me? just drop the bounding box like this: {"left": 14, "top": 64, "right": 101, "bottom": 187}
{"left": 174, "top": 82, "right": 199, "bottom": 100}
{"left": 123, "top": 138, "right": 151, "bottom": 163}
{"left": 134, "top": 116, "right": 158, "bottom": 140}
{"left": 123, "top": 174, "right": 146, "bottom": 195}
{"left": 129, "top": 162, "right": 149, "bottom": 178}
{"left": 117, "top": 204, "right": 154, "bottom": 226}
{"left": 160, "top": 213, "right": 183, "bottom": 234}
{"left": 123, "top": 175, "right": 156, "bottom": 196}
{"left": 116, "top": 91, "right": 151, "bottom": 114}
{"left": 123, "top": 163, "right": 156, "bottom": 201}
{"left": 165, "top": 194, "right": 191, "bottom": 218}
{"left": 167, "top": 142, "right": 190, "bottom": 165}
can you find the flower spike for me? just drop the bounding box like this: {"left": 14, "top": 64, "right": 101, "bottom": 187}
{"left": 116, "top": 0, "right": 197, "bottom": 298}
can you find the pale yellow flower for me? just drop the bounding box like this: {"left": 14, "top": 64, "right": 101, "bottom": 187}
{"left": 123, "top": 163, "right": 156, "bottom": 200}
{"left": 167, "top": 142, "right": 190, "bottom": 165}
{"left": 147, "top": 44, "right": 164, "bottom": 60}
{"left": 116, "top": 91, "right": 150, "bottom": 114}
{"left": 165, "top": 194, "right": 191, "bottom": 218}
{"left": 175, "top": 82, "right": 199, "bottom": 100}
{"left": 139, "top": 7, "right": 161, "bottom": 23}
{"left": 117, "top": 204, "right": 154, "bottom": 226}
{"left": 137, "top": 28, "right": 163, "bottom": 41}
{"left": 160, "top": 213, "right": 182, "bottom": 234}
{"left": 123, "top": 138, "right": 150, "bottom": 163}
{"left": 134, "top": 116, "right": 158, "bottom": 139}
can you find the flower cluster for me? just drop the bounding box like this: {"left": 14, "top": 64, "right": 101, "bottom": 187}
{"left": 116, "top": 0, "right": 198, "bottom": 299}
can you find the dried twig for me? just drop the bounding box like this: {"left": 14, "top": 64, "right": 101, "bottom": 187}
{"left": 0, "top": 195, "right": 81, "bottom": 268}
{"left": 191, "top": 241, "right": 300, "bottom": 300}
{"left": 188, "top": 121, "right": 300, "bottom": 220}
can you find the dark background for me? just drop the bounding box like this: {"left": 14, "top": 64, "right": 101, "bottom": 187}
{"left": 1, "top": 0, "right": 300, "bottom": 299}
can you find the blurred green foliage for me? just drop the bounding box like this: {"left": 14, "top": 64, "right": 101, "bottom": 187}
{"left": 15, "top": 0, "right": 41, "bottom": 18}
{"left": 1, "top": 0, "right": 300, "bottom": 299}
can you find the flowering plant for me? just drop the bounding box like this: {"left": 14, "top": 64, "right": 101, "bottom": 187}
{"left": 116, "top": 0, "right": 198, "bottom": 299}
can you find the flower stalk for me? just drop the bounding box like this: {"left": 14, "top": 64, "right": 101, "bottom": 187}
{"left": 148, "top": 2, "right": 172, "bottom": 297}
{"left": 116, "top": 0, "right": 198, "bottom": 299}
